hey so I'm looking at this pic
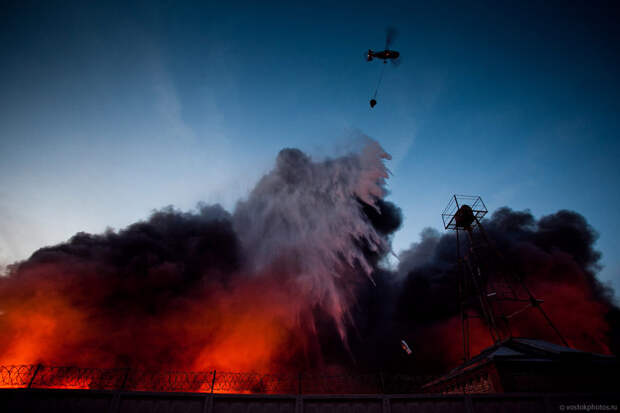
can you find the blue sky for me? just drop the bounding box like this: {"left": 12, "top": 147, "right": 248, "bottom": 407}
{"left": 1, "top": 1, "right": 619, "bottom": 295}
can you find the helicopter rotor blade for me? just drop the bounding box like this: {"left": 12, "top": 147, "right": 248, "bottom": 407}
{"left": 390, "top": 56, "right": 402, "bottom": 67}
{"left": 385, "top": 26, "right": 399, "bottom": 50}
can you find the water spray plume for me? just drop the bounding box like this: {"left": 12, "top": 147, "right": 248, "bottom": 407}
{"left": 0, "top": 138, "right": 400, "bottom": 373}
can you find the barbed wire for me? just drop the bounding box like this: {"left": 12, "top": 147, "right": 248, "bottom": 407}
{"left": 0, "top": 364, "right": 435, "bottom": 394}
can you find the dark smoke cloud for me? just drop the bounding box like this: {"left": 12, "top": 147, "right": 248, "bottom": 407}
{"left": 0, "top": 139, "right": 617, "bottom": 376}
{"left": 352, "top": 207, "right": 618, "bottom": 374}
{"left": 0, "top": 204, "right": 243, "bottom": 368}
{"left": 0, "top": 139, "right": 403, "bottom": 372}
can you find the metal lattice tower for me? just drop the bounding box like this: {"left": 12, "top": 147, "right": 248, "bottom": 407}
{"left": 442, "top": 195, "right": 568, "bottom": 361}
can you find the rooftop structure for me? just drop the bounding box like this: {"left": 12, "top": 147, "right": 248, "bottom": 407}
{"left": 423, "top": 338, "right": 619, "bottom": 394}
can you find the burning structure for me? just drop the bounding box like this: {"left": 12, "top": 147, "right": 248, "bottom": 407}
{"left": 441, "top": 195, "right": 570, "bottom": 360}
{"left": 0, "top": 140, "right": 618, "bottom": 395}
{"left": 0, "top": 139, "right": 402, "bottom": 374}
{"left": 416, "top": 195, "right": 620, "bottom": 395}
{"left": 393, "top": 205, "right": 619, "bottom": 377}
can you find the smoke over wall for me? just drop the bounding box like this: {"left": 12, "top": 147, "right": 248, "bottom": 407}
{"left": 0, "top": 139, "right": 617, "bottom": 375}
{"left": 0, "top": 139, "right": 401, "bottom": 372}
{"left": 377, "top": 208, "right": 620, "bottom": 373}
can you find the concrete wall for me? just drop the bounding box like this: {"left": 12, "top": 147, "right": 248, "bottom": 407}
{"left": 1, "top": 389, "right": 618, "bottom": 413}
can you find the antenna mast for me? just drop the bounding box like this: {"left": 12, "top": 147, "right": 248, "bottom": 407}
{"left": 441, "top": 195, "right": 568, "bottom": 362}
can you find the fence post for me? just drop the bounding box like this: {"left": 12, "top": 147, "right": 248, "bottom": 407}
{"left": 464, "top": 394, "right": 474, "bottom": 413}
{"left": 295, "top": 372, "right": 304, "bottom": 413}
{"left": 210, "top": 370, "right": 216, "bottom": 394}
{"left": 381, "top": 397, "right": 391, "bottom": 413}
{"left": 379, "top": 371, "right": 385, "bottom": 394}
{"left": 295, "top": 394, "right": 304, "bottom": 413}
{"left": 120, "top": 368, "right": 131, "bottom": 390}
{"left": 203, "top": 394, "right": 214, "bottom": 413}
{"left": 27, "top": 364, "right": 43, "bottom": 388}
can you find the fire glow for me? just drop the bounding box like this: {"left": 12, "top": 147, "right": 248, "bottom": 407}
{"left": 0, "top": 140, "right": 396, "bottom": 375}
{"left": 0, "top": 140, "right": 618, "bottom": 387}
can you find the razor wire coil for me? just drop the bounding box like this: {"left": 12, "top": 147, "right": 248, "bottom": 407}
{"left": 0, "top": 364, "right": 435, "bottom": 394}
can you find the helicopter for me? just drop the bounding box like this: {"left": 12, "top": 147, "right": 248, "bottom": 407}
{"left": 366, "top": 49, "right": 400, "bottom": 63}
{"left": 366, "top": 27, "right": 400, "bottom": 108}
